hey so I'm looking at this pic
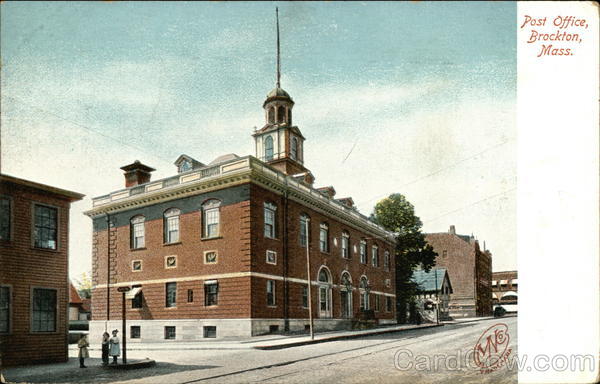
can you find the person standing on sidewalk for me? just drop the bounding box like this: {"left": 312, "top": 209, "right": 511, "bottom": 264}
{"left": 108, "top": 329, "right": 120, "bottom": 364}
{"left": 101, "top": 332, "right": 110, "bottom": 366}
{"left": 78, "top": 334, "right": 89, "bottom": 368}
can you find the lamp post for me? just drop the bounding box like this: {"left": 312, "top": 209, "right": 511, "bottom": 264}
{"left": 116, "top": 286, "right": 130, "bottom": 365}
{"left": 305, "top": 217, "right": 314, "bottom": 340}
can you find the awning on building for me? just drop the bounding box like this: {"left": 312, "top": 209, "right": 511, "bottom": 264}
{"left": 125, "top": 287, "right": 142, "bottom": 299}
{"left": 500, "top": 280, "right": 508, "bottom": 285}
{"left": 502, "top": 291, "right": 518, "bottom": 298}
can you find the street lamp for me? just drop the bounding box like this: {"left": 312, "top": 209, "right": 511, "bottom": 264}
{"left": 116, "top": 286, "right": 131, "bottom": 365}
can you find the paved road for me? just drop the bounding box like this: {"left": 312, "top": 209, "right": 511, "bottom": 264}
{"left": 4, "top": 317, "right": 517, "bottom": 384}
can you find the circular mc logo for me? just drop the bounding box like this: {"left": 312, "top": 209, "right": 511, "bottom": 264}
{"left": 473, "top": 323, "right": 511, "bottom": 370}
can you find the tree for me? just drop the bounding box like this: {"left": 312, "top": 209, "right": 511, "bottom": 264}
{"left": 370, "top": 193, "right": 437, "bottom": 324}
{"left": 74, "top": 271, "right": 93, "bottom": 299}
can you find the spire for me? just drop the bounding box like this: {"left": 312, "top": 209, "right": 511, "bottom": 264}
{"left": 276, "top": 7, "right": 281, "bottom": 88}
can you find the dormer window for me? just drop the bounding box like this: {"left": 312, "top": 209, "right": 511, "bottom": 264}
{"left": 179, "top": 160, "right": 191, "bottom": 173}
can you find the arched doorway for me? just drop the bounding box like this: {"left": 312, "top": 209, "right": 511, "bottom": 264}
{"left": 340, "top": 272, "right": 353, "bottom": 318}
{"left": 318, "top": 267, "right": 332, "bottom": 318}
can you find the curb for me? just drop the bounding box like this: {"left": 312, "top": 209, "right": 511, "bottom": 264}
{"left": 253, "top": 323, "right": 443, "bottom": 350}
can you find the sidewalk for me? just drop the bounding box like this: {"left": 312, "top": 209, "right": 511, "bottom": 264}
{"left": 68, "top": 322, "right": 442, "bottom": 352}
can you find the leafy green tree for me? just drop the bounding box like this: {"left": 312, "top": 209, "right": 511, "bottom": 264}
{"left": 74, "top": 271, "right": 93, "bottom": 299}
{"left": 371, "top": 193, "right": 437, "bottom": 324}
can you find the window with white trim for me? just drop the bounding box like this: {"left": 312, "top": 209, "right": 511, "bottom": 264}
{"left": 266, "top": 250, "right": 277, "bottom": 265}
{"left": 360, "top": 240, "right": 367, "bottom": 264}
{"left": 264, "top": 136, "right": 274, "bottom": 161}
{"left": 359, "top": 277, "right": 369, "bottom": 311}
{"left": 299, "top": 214, "right": 309, "bottom": 247}
{"left": 371, "top": 245, "right": 379, "bottom": 267}
{"left": 384, "top": 250, "right": 390, "bottom": 271}
{"left": 264, "top": 202, "right": 277, "bottom": 238}
{"left": 319, "top": 223, "right": 329, "bottom": 253}
{"left": 205, "top": 282, "right": 218, "bottom": 306}
{"left": 202, "top": 200, "right": 221, "bottom": 238}
{"left": 165, "top": 282, "right": 176, "bottom": 307}
{"left": 163, "top": 208, "right": 180, "bottom": 244}
{"left": 130, "top": 215, "right": 145, "bottom": 249}
{"left": 341, "top": 231, "right": 350, "bottom": 259}
{"left": 204, "top": 251, "right": 217, "bottom": 264}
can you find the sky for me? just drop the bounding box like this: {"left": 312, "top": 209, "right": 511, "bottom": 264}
{"left": 0, "top": 1, "right": 516, "bottom": 281}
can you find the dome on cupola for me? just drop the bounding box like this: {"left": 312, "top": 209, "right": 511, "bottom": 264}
{"left": 263, "top": 87, "right": 294, "bottom": 108}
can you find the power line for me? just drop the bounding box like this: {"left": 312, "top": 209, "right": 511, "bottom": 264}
{"left": 356, "top": 138, "right": 513, "bottom": 206}
{"left": 3, "top": 94, "right": 175, "bottom": 165}
{"left": 422, "top": 187, "right": 516, "bottom": 224}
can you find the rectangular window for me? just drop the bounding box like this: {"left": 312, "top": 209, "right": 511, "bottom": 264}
{"left": 267, "top": 280, "right": 276, "bottom": 306}
{"left": 319, "top": 224, "right": 329, "bottom": 252}
{"left": 32, "top": 288, "right": 57, "bottom": 332}
{"left": 360, "top": 241, "right": 367, "bottom": 264}
{"left": 132, "top": 260, "right": 142, "bottom": 272}
{"left": 266, "top": 250, "right": 277, "bottom": 265}
{"left": 187, "top": 289, "right": 194, "bottom": 303}
{"left": 0, "top": 197, "right": 10, "bottom": 241}
{"left": 341, "top": 233, "right": 349, "bottom": 258}
{"left": 204, "top": 208, "right": 220, "bottom": 238}
{"left": 204, "top": 326, "right": 217, "bottom": 338}
{"left": 264, "top": 203, "right": 276, "bottom": 238}
{"left": 34, "top": 205, "right": 57, "bottom": 250}
{"left": 374, "top": 295, "right": 380, "bottom": 311}
{"left": 130, "top": 325, "right": 141, "bottom": 339}
{"left": 299, "top": 215, "right": 308, "bottom": 247}
{"left": 386, "top": 296, "right": 392, "bottom": 312}
{"left": 205, "top": 282, "right": 218, "bottom": 306}
{"left": 204, "top": 251, "right": 218, "bottom": 264}
{"left": 302, "top": 286, "right": 308, "bottom": 309}
{"left": 0, "top": 286, "right": 9, "bottom": 333}
{"left": 165, "top": 215, "right": 179, "bottom": 243}
{"left": 131, "top": 285, "right": 143, "bottom": 309}
{"left": 372, "top": 246, "right": 379, "bottom": 267}
{"left": 165, "top": 282, "right": 177, "bottom": 307}
{"left": 164, "top": 326, "right": 176, "bottom": 340}
{"left": 384, "top": 251, "right": 390, "bottom": 271}
{"left": 131, "top": 217, "right": 145, "bottom": 249}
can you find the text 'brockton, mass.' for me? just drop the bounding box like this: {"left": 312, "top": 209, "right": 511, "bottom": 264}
{"left": 520, "top": 15, "right": 589, "bottom": 57}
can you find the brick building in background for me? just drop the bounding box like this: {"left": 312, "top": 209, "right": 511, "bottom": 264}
{"left": 425, "top": 226, "right": 492, "bottom": 318}
{"left": 492, "top": 270, "right": 517, "bottom": 313}
{"left": 0, "top": 174, "right": 83, "bottom": 366}
{"left": 84, "top": 12, "right": 396, "bottom": 341}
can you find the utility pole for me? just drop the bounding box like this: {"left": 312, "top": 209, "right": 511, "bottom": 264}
{"left": 117, "top": 286, "right": 131, "bottom": 365}
{"left": 305, "top": 218, "right": 314, "bottom": 340}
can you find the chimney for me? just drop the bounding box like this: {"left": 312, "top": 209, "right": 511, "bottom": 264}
{"left": 448, "top": 225, "right": 456, "bottom": 235}
{"left": 120, "top": 160, "right": 156, "bottom": 188}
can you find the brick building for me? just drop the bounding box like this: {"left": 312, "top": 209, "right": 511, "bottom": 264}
{"left": 492, "top": 270, "right": 517, "bottom": 313}
{"left": 84, "top": 13, "right": 396, "bottom": 341}
{"left": 425, "top": 225, "right": 492, "bottom": 318}
{"left": 0, "top": 174, "right": 84, "bottom": 366}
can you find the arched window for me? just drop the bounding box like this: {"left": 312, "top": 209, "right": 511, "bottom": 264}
{"left": 202, "top": 200, "right": 221, "bottom": 238}
{"left": 277, "top": 106, "right": 285, "bottom": 123}
{"left": 359, "top": 276, "right": 370, "bottom": 311}
{"left": 290, "top": 136, "right": 298, "bottom": 160}
{"left": 264, "top": 136, "right": 274, "bottom": 161}
{"left": 130, "top": 215, "right": 145, "bottom": 249}
{"left": 163, "top": 208, "right": 180, "bottom": 244}
{"left": 268, "top": 107, "right": 275, "bottom": 124}
{"left": 340, "top": 271, "right": 352, "bottom": 318}
{"left": 318, "top": 267, "right": 332, "bottom": 318}
{"left": 299, "top": 214, "right": 309, "bottom": 247}
{"left": 319, "top": 223, "right": 329, "bottom": 253}
{"left": 341, "top": 231, "right": 350, "bottom": 259}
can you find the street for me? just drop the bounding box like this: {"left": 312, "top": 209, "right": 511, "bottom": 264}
{"left": 4, "top": 317, "right": 517, "bottom": 384}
